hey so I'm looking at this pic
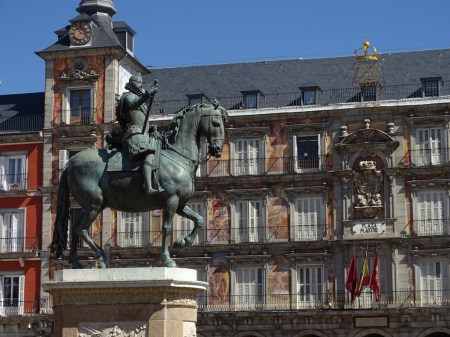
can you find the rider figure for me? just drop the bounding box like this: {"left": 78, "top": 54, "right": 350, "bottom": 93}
{"left": 116, "top": 73, "right": 164, "bottom": 196}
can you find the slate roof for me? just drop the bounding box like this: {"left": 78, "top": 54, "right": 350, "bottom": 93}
{"left": 0, "top": 93, "right": 44, "bottom": 132}
{"left": 142, "top": 48, "right": 450, "bottom": 102}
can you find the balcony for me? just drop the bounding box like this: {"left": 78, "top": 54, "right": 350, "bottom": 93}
{"left": 57, "top": 108, "right": 96, "bottom": 127}
{"left": 412, "top": 219, "right": 450, "bottom": 236}
{"left": 410, "top": 148, "right": 449, "bottom": 167}
{"left": 196, "top": 156, "right": 327, "bottom": 178}
{"left": 112, "top": 224, "right": 327, "bottom": 249}
{"left": 0, "top": 115, "right": 44, "bottom": 133}
{"left": 0, "top": 236, "right": 40, "bottom": 253}
{"left": 0, "top": 173, "right": 29, "bottom": 192}
{"left": 0, "top": 301, "right": 40, "bottom": 316}
{"left": 197, "top": 289, "right": 450, "bottom": 312}
{"left": 150, "top": 81, "right": 450, "bottom": 115}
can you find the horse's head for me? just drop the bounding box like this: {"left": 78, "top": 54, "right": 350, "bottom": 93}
{"left": 197, "top": 101, "right": 227, "bottom": 158}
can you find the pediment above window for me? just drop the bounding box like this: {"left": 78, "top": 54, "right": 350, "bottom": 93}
{"left": 335, "top": 128, "right": 399, "bottom": 154}
{"left": 408, "top": 179, "right": 450, "bottom": 191}
{"left": 227, "top": 126, "right": 269, "bottom": 139}
{"left": 406, "top": 114, "right": 450, "bottom": 127}
{"left": 225, "top": 187, "right": 271, "bottom": 200}
{"left": 284, "top": 185, "right": 327, "bottom": 198}
{"left": 282, "top": 122, "right": 328, "bottom": 133}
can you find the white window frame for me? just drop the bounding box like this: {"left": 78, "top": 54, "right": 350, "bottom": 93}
{"left": 230, "top": 137, "right": 264, "bottom": 176}
{"left": 174, "top": 202, "right": 206, "bottom": 245}
{"left": 294, "top": 264, "right": 325, "bottom": 309}
{"left": 292, "top": 133, "right": 324, "bottom": 173}
{"left": 414, "top": 127, "right": 445, "bottom": 166}
{"left": 231, "top": 199, "right": 266, "bottom": 244}
{"left": 0, "top": 153, "right": 27, "bottom": 191}
{"left": 0, "top": 209, "right": 25, "bottom": 253}
{"left": 414, "top": 190, "right": 448, "bottom": 236}
{"left": 117, "top": 212, "right": 149, "bottom": 247}
{"left": 62, "top": 85, "right": 94, "bottom": 125}
{"left": 416, "top": 258, "right": 448, "bottom": 306}
{"left": 233, "top": 266, "right": 265, "bottom": 310}
{"left": 0, "top": 274, "right": 25, "bottom": 316}
{"left": 293, "top": 196, "right": 325, "bottom": 241}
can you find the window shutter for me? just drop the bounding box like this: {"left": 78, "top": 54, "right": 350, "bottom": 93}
{"left": 18, "top": 275, "right": 24, "bottom": 315}
{"left": 0, "top": 157, "right": 6, "bottom": 190}
{"left": 0, "top": 276, "right": 4, "bottom": 315}
{"left": 59, "top": 150, "right": 68, "bottom": 171}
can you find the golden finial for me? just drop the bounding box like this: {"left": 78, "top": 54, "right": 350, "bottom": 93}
{"left": 354, "top": 40, "right": 378, "bottom": 61}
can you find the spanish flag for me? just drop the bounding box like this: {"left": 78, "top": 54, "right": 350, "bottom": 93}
{"left": 355, "top": 252, "right": 370, "bottom": 297}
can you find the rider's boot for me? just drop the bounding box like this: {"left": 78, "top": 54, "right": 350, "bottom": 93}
{"left": 143, "top": 156, "right": 164, "bottom": 195}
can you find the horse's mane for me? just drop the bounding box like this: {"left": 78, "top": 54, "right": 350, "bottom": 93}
{"left": 165, "top": 100, "right": 228, "bottom": 144}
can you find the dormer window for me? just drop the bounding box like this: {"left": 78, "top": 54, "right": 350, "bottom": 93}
{"left": 361, "top": 85, "right": 377, "bottom": 102}
{"left": 113, "top": 22, "right": 136, "bottom": 55}
{"left": 421, "top": 78, "right": 441, "bottom": 97}
{"left": 187, "top": 95, "right": 204, "bottom": 106}
{"left": 300, "top": 87, "right": 319, "bottom": 105}
{"left": 242, "top": 91, "right": 258, "bottom": 109}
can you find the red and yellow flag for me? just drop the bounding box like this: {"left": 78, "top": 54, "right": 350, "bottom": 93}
{"left": 369, "top": 254, "right": 380, "bottom": 301}
{"left": 355, "top": 253, "right": 370, "bottom": 297}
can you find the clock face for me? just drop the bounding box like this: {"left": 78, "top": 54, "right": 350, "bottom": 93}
{"left": 69, "top": 21, "right": 92, "bottom": 46}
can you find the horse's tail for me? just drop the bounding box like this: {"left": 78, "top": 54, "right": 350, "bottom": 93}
{"left": 49, "top": 169, "right": 70, "bottom": 258}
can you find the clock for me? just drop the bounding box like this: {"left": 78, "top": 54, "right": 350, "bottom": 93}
{"left": 69, "top": 21, "right": 92, "bottom": 46}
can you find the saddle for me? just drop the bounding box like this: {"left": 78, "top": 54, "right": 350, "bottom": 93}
{"left": 106, "top": 149, "right": 141, "bottom": 172}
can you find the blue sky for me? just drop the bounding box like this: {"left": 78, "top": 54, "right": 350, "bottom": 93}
{"left": 1, "top": 0, "right": 450, "bottom": 94}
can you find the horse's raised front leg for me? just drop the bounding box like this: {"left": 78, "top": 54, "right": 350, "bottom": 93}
{"left": 75, "top": 205, "right": 108, "bottom": 269}
{"left": 173, "top": 205, "right": 204, "bottom": 249}
{"left": 161, "top": 196, "right": 178, "bottom": 268}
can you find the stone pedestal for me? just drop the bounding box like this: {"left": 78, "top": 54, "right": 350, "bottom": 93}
{"left": 43, "top": 268, "right": 207, "bottom": 337}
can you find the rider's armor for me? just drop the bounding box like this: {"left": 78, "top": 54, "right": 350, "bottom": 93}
{"left": 115, "top": 74, "right": 163, "bottom": 195}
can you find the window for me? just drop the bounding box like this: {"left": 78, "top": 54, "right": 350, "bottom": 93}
{"left": 65, "top": 88, "right": 92, "bottom": 125}
{"left": 300, "top": 87, "right": 318, "bottom": 105}
{"left": 423, "top": 80, "right": 439, "bottom": 97}
{"left": 188, "top": 95, "right": 203, "bottom": 106}
{"left": 293, "top": 196, "right": 325, "bottom": 241}
{"left": 414, "top": 127, "right": 444, "bottom": 166}
{"left": 117, "top": 212, "right": 149, "bottom": 247}
{"left": 0, "top": 154, "right": 26, "bottom": 191}
{"left": 0, "top": 275, "right": 24, "bottom": 316}
{"left": 361, "top": 85, "right": 377, "bottom": 101}
{"left": 296, "top": 265, "right": 325, "bottom": 309}
{"left": 232, "top": 138, "right": 264, "bottom": 176}
{"left": 234, "top": 267, "right": 264, "bottom": 310}
{"left": 415, "top": 190, "right": 448, "bottom": 236}
{"left": 233, "top": 200, "right": 265, "bottom": 243}
{"left": 0, "top": 210, "right": 24, "bottom": 252}
{"left": 242, "top": 92, "right": 258, "bottom": 109}
{"left": 418, "top": 260, "right": 448, "bottom": 306}
{"left": 174, "top": 202, "right": 206, "bottom": 244}
{"left": 293, "top": 134, "right": 322, "bottom": 172}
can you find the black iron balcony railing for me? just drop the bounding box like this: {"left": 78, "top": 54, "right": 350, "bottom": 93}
{"left": 0, "top": 115, "right": 44, "bottom": 133}
{"left": 0, "top": 300, "right": 40, "bottom": 316}
{"left": 0, "top": 237, "right": 40, "bottom": 253}
{"left": 412, "top": 219, "right": 450, "bottom": 237}
{"left": 197, "top": 289, "right": 450, "bottom": 312}
{"left": 0, "top": 173, "right": 29, "bottom": 191}
{"left": 113, "top": 224, "right": 326, "bottom": 248}
{"left": 150, "top": 81, "right": 450, "bottom": 115}
{"left": 409, "top": 148, "right": 449, "bottom": 167}
{"left": 196, "top": 156, "right": 327, "bottom": 178}
{"left": 58, "top": 108, "right": 96, "bottom": 126}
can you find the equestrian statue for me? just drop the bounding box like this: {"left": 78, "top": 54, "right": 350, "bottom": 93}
{"left": 50, "top": 73, "right": 227, "bottom": 269}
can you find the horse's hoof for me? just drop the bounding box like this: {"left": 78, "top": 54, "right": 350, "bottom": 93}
{"left": 173, "top": 238, "right": 186, "bottom": 249}
{"left": 161, "top": 255, "right": 177, "bottom": 268}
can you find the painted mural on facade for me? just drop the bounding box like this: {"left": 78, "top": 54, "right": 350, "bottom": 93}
{"left": 208, "top": 264, "right": 230, "bottom": 306}
{"left": 267, "top": 256, "right": 290, "bottom": 306}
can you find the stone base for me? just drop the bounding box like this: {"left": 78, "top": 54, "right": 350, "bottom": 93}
{"left": 43, "top": 268, "right": 207, "bottom": 337}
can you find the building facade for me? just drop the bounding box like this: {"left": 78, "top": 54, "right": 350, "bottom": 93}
{"left": 0, "top": 93, "right": 46, "bottom": 336}
{"left": 0, "top": 0, "right": 449, "bottom": 336}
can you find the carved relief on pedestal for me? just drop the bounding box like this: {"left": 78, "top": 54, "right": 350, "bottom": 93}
{"left": 78, "top": 322, "right": 147, "bottom": 337}
{"left": 353, "top": 160, "right": 384, "bottom": 219}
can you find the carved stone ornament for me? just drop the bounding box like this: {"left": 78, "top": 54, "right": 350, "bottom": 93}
{"left": 354, "top": 160, "right": 383, "bottom": 218}
{"left": 78, "top": 322, "right": 147, "bottom": 337}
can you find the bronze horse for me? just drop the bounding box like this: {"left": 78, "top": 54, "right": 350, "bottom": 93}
{"left": 50, "top": 102, "right": 227, "bottom": 268}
